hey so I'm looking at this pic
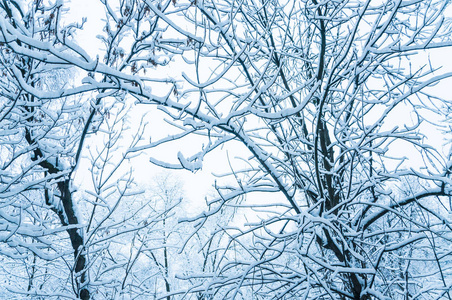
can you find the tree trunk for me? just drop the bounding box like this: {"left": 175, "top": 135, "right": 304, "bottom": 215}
{"left": 58, "top": 180, "right": 90, "bottom": 300}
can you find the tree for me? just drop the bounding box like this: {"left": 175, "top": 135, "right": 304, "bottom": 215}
{"left": 175, "top": 0, "right": 452, "bottom": 298}
{"left": 1, "top": 0, "right": 452, "bottom": 299}
{"left": 0, "top": 1, "right": 179, "bottom": 298}
{"left": 0, "top": 0, "right": 93, "bottom": 294}
{"left": 125, "top": 173, "right": 185, "bottom": 300}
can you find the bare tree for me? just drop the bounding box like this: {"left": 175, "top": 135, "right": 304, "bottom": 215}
{"left": 0, "top": 1, "right": 182, "bottom": 298}
{"left": 172, "top": 0, "right": 452, "bottom": 299}
{"left": 1, "top": 0, "right": 452, "bottom": 299}
{"left": 0, "top": 0, "right": 92, "bottom": 294}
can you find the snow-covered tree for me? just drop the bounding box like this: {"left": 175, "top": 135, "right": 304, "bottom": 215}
{"left": 1, "top": 0, "right": 452, "bottom": 299}
{"left": 0, "top": 1, "right": 183, "bottom": 298}
{"left": 174, "top": 0, "right": 452, "bottom": 298}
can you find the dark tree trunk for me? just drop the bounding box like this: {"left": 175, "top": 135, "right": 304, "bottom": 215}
{"left": 27, "top": 127, "right": 89, "bottom": 299}
{"left": 58, "top": 180, "right": 90, "bottom": 300}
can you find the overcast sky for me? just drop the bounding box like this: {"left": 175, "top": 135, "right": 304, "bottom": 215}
{"left": 64, "top": 0, "right": 452, "bottom": 214}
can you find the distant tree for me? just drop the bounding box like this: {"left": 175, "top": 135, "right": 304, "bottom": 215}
{"left": 144, "top": 173, "right": 184, "bottom": 299}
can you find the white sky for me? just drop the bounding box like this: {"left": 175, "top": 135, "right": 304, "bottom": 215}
{"left": 64, "top": 0, "right": 452, "bottom": 217}
{"left": 64, "top": 0, "right": 221, "bottom": 213}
